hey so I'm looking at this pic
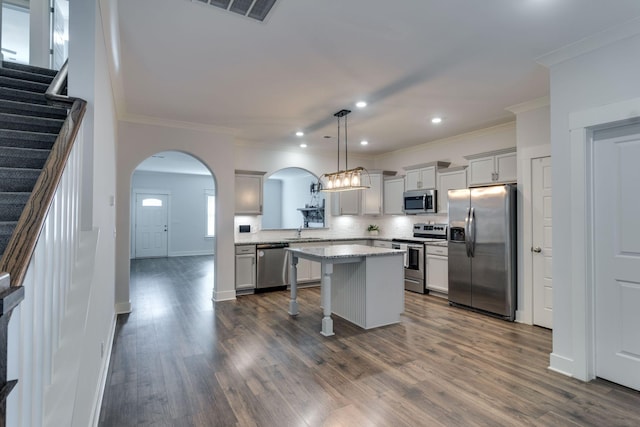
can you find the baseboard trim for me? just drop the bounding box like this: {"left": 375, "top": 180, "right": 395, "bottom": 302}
{"left": 549, "top": 352, "right": 574, "bottom": 377}
{"left": 90, "top": 313, "right": 117, "bottom": 427}
{"left": 115, "top": 301, "right": 131, "bottom": 314}
{"left": 212, "top": 289, "right": 236, "bottom": 302}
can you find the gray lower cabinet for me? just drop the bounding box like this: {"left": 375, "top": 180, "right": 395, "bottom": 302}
{"left": 289, "top": 242, "right": 321, "bottom": 283}
{"left": 235, "top": 245, "right": 256, "bottom": 290}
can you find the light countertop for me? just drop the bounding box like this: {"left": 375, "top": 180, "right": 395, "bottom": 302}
{"left": 286, "top": 244, "right": 405, "bottom": 260}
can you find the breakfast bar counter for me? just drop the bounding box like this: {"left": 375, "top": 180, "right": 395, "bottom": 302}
{"left": 286, "top": 244, "right": 405, "bottom": 336}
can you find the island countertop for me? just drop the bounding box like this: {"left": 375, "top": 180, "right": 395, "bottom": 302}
{"left": 286, "top": 244, "right": 405, "bottom": 260}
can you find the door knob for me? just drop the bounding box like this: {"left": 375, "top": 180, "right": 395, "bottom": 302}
{"left": 531, "top": 246, "right": 542, "bottom": 253}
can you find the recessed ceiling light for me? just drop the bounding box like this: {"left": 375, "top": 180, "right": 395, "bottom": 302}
{"left": 360, "top": 140, "right": 368, "bottom": 146}
{"left": 431, "top": 117, "right": 442, "bottom": 124}
{"left": 296, "top": 131, "right": 304, "bottom": 137}
{"left": 300, "top": 143, "right": 307, "bottom": 148}
{"left": 356, "top": 101, "right": 367, "bottom": 108}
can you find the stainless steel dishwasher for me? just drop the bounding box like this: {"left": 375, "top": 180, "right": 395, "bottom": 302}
{"left": 256, "top": 243, "right": 289, "bottom": 290}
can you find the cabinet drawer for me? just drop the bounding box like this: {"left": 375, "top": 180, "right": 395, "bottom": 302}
{"left": 236, "top": 245, "right": 256, "bottom": 255}
{"left": 426, "top": 245, "right": 448, "bottom": 256}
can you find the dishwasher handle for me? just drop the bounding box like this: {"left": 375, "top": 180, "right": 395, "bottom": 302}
{"left": 257, "top": 243, "right": 290, "bottom": 249}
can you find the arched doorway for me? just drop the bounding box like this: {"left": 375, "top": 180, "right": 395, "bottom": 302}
{"left": 129, "top": 150, "right": 216, "bottom": 307}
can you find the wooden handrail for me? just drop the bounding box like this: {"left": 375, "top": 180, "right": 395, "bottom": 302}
{"left": 0, "top": 62, "right": 87, "bottom": 288}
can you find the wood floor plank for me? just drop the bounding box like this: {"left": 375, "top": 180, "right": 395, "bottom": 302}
{"left": 98, "top": 256, "right": 640, "bottom": 426}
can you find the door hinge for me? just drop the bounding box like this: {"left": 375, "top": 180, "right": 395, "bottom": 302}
{"left": 50, "top": 7, "right": 54, "bottom": 13}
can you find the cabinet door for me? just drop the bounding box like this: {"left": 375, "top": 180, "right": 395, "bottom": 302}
{"left": 235, "top": 254, "right": 256, "bottom": 289}
{"left": 468, "top": 157, "right": 495, "bottom": 186}
{"left": 362, "top": 174, "right": 382, "bottom": 215}
{"left": 290, "top": 243, "right": 321, "bottom": 283}
{"left": 336, "top": 190, "right": 361, "bottom": 215}
{"left": 421, "top": 166, "right": 436, "bottom": 189}
{"left": 426, "top": 254, "right": 448, "bottom": 293}
{"left": 495, "top": 152, "right": 517, "bottom": 183}
{"left": 405, "top": 169, "right": 421, "bottom": 190}
{"left": 437, "top": 169, "right": 467, "bottom": 214}
{"left": 384, "top": 178, "right": 404, "bottom": 215}
{"left": 235, "top": 174, "right": 263, "bottom": 214}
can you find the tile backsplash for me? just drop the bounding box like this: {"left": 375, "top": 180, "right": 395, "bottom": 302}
{"left": 234, "top": 214, "right": 448, "bottom": 242}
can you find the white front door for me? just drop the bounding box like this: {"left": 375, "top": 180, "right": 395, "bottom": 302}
{"left": 594, "top": 125, "right": 640, "bottom": 391}
{"left": 135, "top": 193, "right": 169, "bottom": 258}
{"left": 532, "top": 156, "right": 553, "bottom": 329}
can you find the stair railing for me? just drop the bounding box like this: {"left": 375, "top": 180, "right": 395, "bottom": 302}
{"left": 0, "top": 59, "right": 86, "bottom": 289}
{"left": 0, "top": 59, "right": 87, "bottom": 426}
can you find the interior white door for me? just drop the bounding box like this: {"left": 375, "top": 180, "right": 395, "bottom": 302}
{"left": 594, "top": 125, "right": 640, "bottom": 391}
{"left": 135, "top": 193, "right": 169, "bottom": 258}
{"left": 532, "top": 156, "right": 553, "bottom": 329}
{"left": 51, "top": 0, "right": 69, "bottom": 69}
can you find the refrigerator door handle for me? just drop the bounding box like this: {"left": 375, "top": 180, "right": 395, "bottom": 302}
{"left": 469, "top": 207, "right": 476, "bottom": 257}
{"left": 464, "top": 207, "right": 471, "bottom": 257}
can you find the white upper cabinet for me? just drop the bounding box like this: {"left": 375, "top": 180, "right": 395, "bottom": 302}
{"left": 235, "top": 170, "right": 266, "bottom": 214}
{"left": 362, "top": 171, "right": 396, "bottom": 215}
{"left": 362, "top": 173, "right": 383, "bottom": 215}
{"left": 465, "top": 148, "right": 516, "bottom": 186}
{"left": 331, "top": 190, "right": 361, "bottom": 215}
{"left": 383, "top": 176, "right": 405, "bottom": 215}
{"left": 436, "top": 167, "right": 468, "bottom": 214}
{"left": 404, "top": 161, "right": 450, "bottom": 191}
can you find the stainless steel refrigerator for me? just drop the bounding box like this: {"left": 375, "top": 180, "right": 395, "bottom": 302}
{"left": 447, "top": 184, "right": 516, "bottom": 321}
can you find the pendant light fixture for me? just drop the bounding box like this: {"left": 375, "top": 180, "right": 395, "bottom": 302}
{"left": 319, "top": 109, "right": 370, "bottom": 192}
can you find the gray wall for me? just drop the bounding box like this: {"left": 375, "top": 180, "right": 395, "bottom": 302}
{"left": 131, "top": 171, "right": 215, "bottom": 257}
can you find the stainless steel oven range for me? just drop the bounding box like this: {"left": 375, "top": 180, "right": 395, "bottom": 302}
{"left": 392, "top": 223, "right": 448, "bottom": 294}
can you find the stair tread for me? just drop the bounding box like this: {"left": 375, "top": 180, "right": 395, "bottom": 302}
{"left": 0, "top": 192, "right": 31, "bottom": 202}
{"left": 0, "top": 112, "right": 65, "bottom": 125}
{"left": 0, "top": 87, "right": 48, "bottom": 105}
{"left": 0, "top": 76, "right": 50, "bottom": 94}
{"left": 0, "top": 67, "right": 54, "bottom": 85}
{"left": 2, "top": 61, "right": 58, "bottom": 77}
{"left": 0, "top": 99, "right": 67, "bottom": 118}
{"left": 0, "top": 128, "right": 59, "bottom": 140}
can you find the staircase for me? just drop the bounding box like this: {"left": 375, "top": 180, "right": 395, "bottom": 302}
{"left": 0, "top": 62, "right": 68, "bottom": 259}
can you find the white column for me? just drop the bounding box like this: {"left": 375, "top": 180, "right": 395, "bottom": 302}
{"left": 320, "top": 262, "right": 334, "bottom": 337}
{"left": 288, "top": 254, "right": 299, "bottom": 315}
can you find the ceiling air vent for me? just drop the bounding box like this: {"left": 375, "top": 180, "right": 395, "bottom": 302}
{"left": 197, "top": 0, "right": 278, "bottom": 22}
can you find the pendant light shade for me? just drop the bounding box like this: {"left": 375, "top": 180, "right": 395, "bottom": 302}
{"left": 319, "top": 109, "right": 370, "bottom": 192}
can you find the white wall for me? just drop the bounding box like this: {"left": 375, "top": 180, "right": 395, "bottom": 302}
{"left": 509, "top": 99, "right": 551, "bottom": 325}
{"left": 262, "top": 179, "right": 283, "bottom": 229}
{"left": 131, "top": 171, "right": 215, "bottom": 257}
{"left": 40, "top": 0, "right": 117, "bottom": 425}
{"left": 116, "top": 120, "right": 235, "bottom": 307}
{"left": 373, "top": 122, "right": 516, "bottom": 172}
{"left": 545, "top": 31, "right": 640, "bottom": 378}
{"left": 281, "top": 174, "right": 317, "bottom": 228}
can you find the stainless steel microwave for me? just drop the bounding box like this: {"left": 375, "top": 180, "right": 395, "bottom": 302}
{"left": 403, "top": 189, "right": 437, "bottom": 214}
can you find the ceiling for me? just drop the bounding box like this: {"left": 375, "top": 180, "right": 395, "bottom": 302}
{"left": 116, "top": 0, "right": 640, "bottom": 157}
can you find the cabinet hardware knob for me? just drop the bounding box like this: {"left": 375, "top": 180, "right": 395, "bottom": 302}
{"left": 532, "top": 247, "right": 542, "bottom": 253}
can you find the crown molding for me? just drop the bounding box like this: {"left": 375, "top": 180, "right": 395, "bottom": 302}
{"left": 537, "top": 17, "right": 640, "bottom": 67}
{"left": 120, "top": 113, "right": 238, "bottom": 135}
{"left": 506, "top": 96, "right": 550, "bottom": 114}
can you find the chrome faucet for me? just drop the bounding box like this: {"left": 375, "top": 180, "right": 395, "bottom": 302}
{"left": 296, "top": 226, "right": 302, "bottom": 238}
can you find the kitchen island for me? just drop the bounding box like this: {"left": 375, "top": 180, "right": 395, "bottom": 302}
{"left": 286, "top": 244, "right": 405, "bottom": 336}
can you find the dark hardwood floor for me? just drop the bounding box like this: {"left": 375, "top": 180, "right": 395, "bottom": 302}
{"left": 99, "top": 256, "right": 640, "bottom": 426}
